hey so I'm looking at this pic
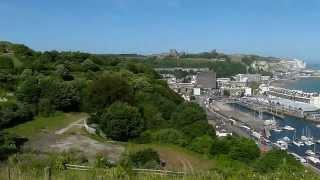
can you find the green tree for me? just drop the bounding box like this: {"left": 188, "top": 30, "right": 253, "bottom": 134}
{"left": 20, "top": 69, "right": 33, "bottom": 80}
{"left": 53, "top": 82, "right": 81, "bottom": 111}
{"left": 82, "top": 58, "right": 100, "bottom": 71}
{"left": 182, "top": 121, "right": 216, "bottom": 140}
{"left": 210, "top": 139, "right": 231, "bottom": 156}
{"left": 189, "top": 135, "right": 214, "bottom": 154}
{"left": 38, "top": 98, "right": 55, "bottom": 116}
{"left": 55, "top": 64, "right": 73, "bottom": 80}
{"left": 229, "top": 138, "right": 260, "bottom": 163}
{"left": 146, "top": 128, "right": 188, "bottom": 146}
{"left": 253, "top": 150, "right": 301, "bottom": 173}
{"left": 87, "top": 73, "right": 133, "bottom": 110}
{"left": 0, "top": 56, "right": 14, "bottom": 69}
{"left": 170, "top": 102, "right": 207, "bottom": 127}
{"left": 127, "top": 148, "right": 160, "bottom": 169}
{"left": 99, "top": 102, "right": 144, "bottom": 141}
{"left": 16, "top": 77, "right": 40, "bottom": 104}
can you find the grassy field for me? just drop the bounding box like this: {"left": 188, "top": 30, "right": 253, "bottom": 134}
{"left": 126, "top": 143, "right": 215, "bottom": 172}
{"left": 1, "top": 165, "right": 318, "bottom": 180}
{"left": 5, "top": 112, "right": 87, "bottom": 138}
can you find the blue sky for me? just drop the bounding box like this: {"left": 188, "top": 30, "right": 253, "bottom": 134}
{"left": 1, "top": 0, "right": 320, "bottom": 62}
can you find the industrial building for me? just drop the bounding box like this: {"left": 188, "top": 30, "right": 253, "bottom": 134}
{"left": 196, "top": 71, "right": 217, "bottom": 89}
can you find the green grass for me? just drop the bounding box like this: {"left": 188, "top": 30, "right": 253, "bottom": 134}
{"left": 5, "top": 112, "right": 87, "bottom": 138}
{"left": 1, "top": 166, "right": 319, "bottom": 180}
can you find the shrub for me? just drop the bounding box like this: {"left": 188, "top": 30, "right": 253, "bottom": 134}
{"left": 99, "top": 102, "right": 144, "bottom": 141}
{"left": 181, "top": 121, "right": 216, "bottom": 140}
{"left": 189, "top": 135, "right": 214, "bottom": 154}
{"left": 210, "top": 139, "right": 231, "bottom": 156}
{"left": 127, "top": 148, "right": 160, "bottom": 169}
{"left": 148, "top": 128, "right": 188, "bottom": 146}
{"left": 94, "top": 153, "right": 114, "bottom": 168}
{"left": 229, "top": 138, "right": 260, "bottom": 163}
{"left": 170, "top": 102, "right": 207, "bottom": 128}
{"left": 210, "top": 136, "right": 260, "bottom": 164}
{"left": 253, "top": 150, "right": 302, "bottom": 173}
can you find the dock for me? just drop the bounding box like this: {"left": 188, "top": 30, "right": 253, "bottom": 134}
{"left": 226, "top": 98, "right": 320, "bottom": 122}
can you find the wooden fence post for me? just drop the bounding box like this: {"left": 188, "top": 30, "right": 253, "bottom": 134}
{"left": 7, "top": 167, "right": 11, "bottom": 180}
{"left": 44, "top": 167, "right": 51, "bottom": 180}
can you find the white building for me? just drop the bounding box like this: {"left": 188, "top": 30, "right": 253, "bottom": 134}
{"left": 193, "top": 88, "right": 201, "bottom": 96}
{"left": 234, "top": 74, "right": 261, "bottom": 83}
{"left": 217, "top": 78, "right": 231, "bottom": 87}
{"left": 261, "top": 76, "right": 271, "bottom": 81}
{"left": 244, "top": 88, "right": 252, "bottom": 96}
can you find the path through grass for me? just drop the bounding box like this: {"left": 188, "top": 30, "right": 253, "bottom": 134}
{"left": 5, "top": 112, "right": 87, "bottom": 138}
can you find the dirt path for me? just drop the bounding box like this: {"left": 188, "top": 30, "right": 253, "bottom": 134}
{"left": 178, "top": 157, "right": 194, "bottom": 173}
{"left": 23, "top": 114, "right": 125, "bottom": 164}
{"left": 184, "top": 158, "right": 194, "bottom": 173}
{"left": 55, "top": 116, "right": 87, "bottom": 135}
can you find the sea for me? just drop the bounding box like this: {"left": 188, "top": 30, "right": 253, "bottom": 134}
{"left": 284, "top": 77, "right": 320, "bottom": 93}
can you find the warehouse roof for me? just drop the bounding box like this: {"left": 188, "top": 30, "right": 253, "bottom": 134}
{"left": 196, "top": 71, "right": 217, "bottom": 89}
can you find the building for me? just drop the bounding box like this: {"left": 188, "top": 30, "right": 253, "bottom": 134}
{"left": 261, "top": 76, "right": 271, "bottom": 81}
{"left": 169, "top": 49, "right": 179, "bottom": 57}
{"left": 155, "top": 67, "right": 210, "bottom": 73}
{"left": 266, "top": 86, "right": 320, "bottom": 107}
{"left": 263, "top": 86, "right": 320, "bottom": 113}
{"left": 217, "top": 78, "right": 231, "bottom": 88}
{"left": 168, "top": 83, "right": 194, "bottom": 96}
{"left": 196, "top": 71, "right": 217, "bottom": 89}
{"left": 234, "top": 74, "right": 262, "bottom": 83}
{"left": 244, "top": 88, "right": 252, "bottom": 96}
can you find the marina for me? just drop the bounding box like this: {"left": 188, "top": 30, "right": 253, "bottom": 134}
{"left": 216, "top": 98, "right": 320, "bottom": 169}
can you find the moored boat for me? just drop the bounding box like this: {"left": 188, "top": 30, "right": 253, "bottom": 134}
{"left": 283, "top": 125, "right": 295, "bottom": 131}
{"left": 293, "top": 139, "right": 304, "bottom": 147}
{"left": 305, "top": 140, "right": 315, "bottom": 146}
{"left": 282, "top": 136, "right": 291, "bottom": 143}
{"left": 273, "top": 140, "right": 288, "bottom": 150}
{"left": 306, "top": 149, "right": 316, "bottom": 156}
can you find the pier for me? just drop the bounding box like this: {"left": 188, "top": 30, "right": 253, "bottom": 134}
{"left": 226, "top": 98, "right": 320, "bottom": 123}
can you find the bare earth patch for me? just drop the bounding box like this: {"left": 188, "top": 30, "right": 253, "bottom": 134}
{"left": 23, "top": 122, "right": 125, "bottom": 163}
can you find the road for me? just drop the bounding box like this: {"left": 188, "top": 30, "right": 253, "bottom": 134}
{"left": 206, "top": 105, "right": 251, "bottom": 138}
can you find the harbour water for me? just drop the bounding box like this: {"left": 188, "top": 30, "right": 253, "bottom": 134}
{"left": 230, "top": 103, "right": 320, "bottom": 157}
{"left": 284, "top": 77, "right": 320, "bottom": 93}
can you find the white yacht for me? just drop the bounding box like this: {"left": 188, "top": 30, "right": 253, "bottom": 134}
{"left": 306, "top": 150, "right": 316, "bottom": 156}
{"left": 305, "top": 140, "right": 315, "bottom": 146}
{"left": 283, "top": 125, "right": 295, "bottom": 131}
{"left": 292, "top": 130, "right": 304, "bottom": 147}
{"left": 282, "top": 136, "right": 291, "bottom": 143}
{"left": 274, "top": 140, "right": 288, "bottom": 150}
{"left": 293, "top": 140, "right": 304, "bottom": 147}
{"left": 264, "top": 119, "right": 277, "bottom": 127}
{"left": 301, "top": 127, "right": 314, "bottom": 146}
{"left": 272, "top": 127, "right": 283, "bottom": 132}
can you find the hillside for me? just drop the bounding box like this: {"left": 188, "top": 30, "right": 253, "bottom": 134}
{"left": 0, "top": 41, "right": 318, "bottom": 179}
